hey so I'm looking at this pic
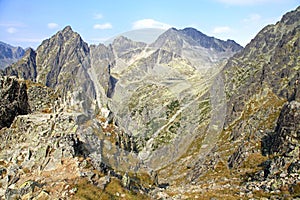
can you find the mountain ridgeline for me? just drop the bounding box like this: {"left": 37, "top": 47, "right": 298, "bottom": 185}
{"left": 1, "top": 25, "right": 242, "bottom": 117}
{"left": 0, "top": 6, "right": 300, "bottom": 199}
{"left": 0, "top": 42, "right": 25, "bottom": 70}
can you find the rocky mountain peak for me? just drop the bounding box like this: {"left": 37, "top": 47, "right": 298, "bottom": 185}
{"left": 113, "top": 35, "right": 132, "bottom": 43}
{"left": 180, "top": 27, "right": 243, "bottom": 52}
{"left": 24, "top": 47, "right": 36, "bottom": 58}
{"left": 112, "top": 35, "right": 147, "bottom": 48}
{"left": 56, "top": 25, "right": 79, "bottom": 41}
{"left": 150, "top": 28, "right": 185, "bottom": 54}
{"left": 38, "top": 25, "right": 86, "bottom": 51}
{"left": 180, "top": 27, "right": 206, "bottom": 38}
{"left": 152, "top": 26, "right": 243, "bottom": 54}
{"left": 111, "top": 35, "right": 147, "bottom": 59}
{"left": 280, "top": 5, "right": 300, "bottom": 25}
{"left": 62, "top": 25, "right": 73, "bottom": 32}
{"left": 36, "top": 25, "right": 90, "bottom": 86}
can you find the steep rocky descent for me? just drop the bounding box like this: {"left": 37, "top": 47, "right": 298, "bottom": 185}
{"left": 215, "top": 7, "right": 300, "bottom": 179}
{"left": 0, "top": 75, "right": 154, "bottom": 199}
{"left": 0, "top": 41, "right": 25, "bottom": 70}
{"left": 0, "top": 107, "right": 149, "bottom": 199}
{"left": 241, "top": 101, "right": 300, "bottom": 197}
{"left": 220, "top": 4, "right": 300, "bottom": 179}
{"left": 223, "top": 6, "right": 300, "bottom": 127}
{"left": 269, "top": 101, "right": 300, "bottom": 156}
{"left": 155, "top": 6, "right": 300, "bottom": 199}
{"left": 0, "top": 76, "right": 30, "bottom": 129}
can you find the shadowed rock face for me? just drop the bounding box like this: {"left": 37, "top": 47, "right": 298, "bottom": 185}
{"left": 0, "top": 76, "right": 30, "bottom": 129}
{"left": 271, "top": 101, "right": 300, "bottom": 155}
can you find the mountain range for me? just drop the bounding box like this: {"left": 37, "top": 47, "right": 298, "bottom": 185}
{"left": 0, "top": 42, "right": 25, "bottom": 70}
{"left": 0, "top": 6, "right": 299, "bottom": 199}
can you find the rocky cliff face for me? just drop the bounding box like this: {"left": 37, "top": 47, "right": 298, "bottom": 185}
{"left": 223, "top": 6, "right": 300, "bottom": 128}
{"left": 0, "top": 76, "right": 30, "bottom": 129}
{"left": 219, "top": 5, "right": 300, "bottom": 175}
{"left": 36, "top": 26, "right": 96, "bottom": 115}
{"left": 242, "top": 101, "right": 300, "bottom": 197}
{"left": 0, "top": 42, "right": 25, "bottom": 70}
{"left": 270, "top": 101, "right": 300, "bottom": 156}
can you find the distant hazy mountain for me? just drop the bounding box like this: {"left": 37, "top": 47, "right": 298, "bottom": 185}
{"left": 0, "top": 41, "right": 25, "bottom": 69}
{"left": 152, "top": 27, "right": 242, "bottom": 53}
{"left": 104, "top": 28, "right": 166, "bottom": 45}
{"left": 150, "top": 27, "right": 243, "bottom": 68}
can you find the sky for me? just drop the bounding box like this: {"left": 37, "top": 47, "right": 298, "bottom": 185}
{"left": 0, "top": 0, "right": 299, "bottom": 48}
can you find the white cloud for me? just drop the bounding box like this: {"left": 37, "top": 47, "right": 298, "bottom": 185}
{"left": 216, "top": 0, "right": 286, "bottom": 5}
{"left": 243, "top": 14, "right": 262, "bottom": 22}
{"left": 47, "top": 23, "right": 59, "bottom": 29}
{"left": 93, "top": 23, "right": 112, "bottom": 30}
{"left": 132, "top": 19, "right": 172, "bottom": 30}
{"left": 94, "top": 13, "right": 103, "bottom": 19}
{"left": 6, "top": 27, "right": 17, "bottom": 34}
{"left": 212, "top": 26, "right": 232, "bottom": 34}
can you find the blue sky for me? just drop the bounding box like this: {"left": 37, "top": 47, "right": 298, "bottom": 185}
{"left": 0, "top": 0, "right": 299, "bottom": 48}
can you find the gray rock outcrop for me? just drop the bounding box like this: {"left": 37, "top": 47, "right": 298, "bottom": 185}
{"left": 0, "top": 76, "right": 30, "bottom": 129}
